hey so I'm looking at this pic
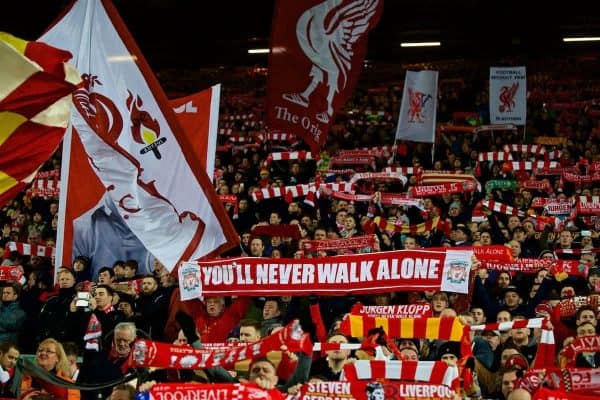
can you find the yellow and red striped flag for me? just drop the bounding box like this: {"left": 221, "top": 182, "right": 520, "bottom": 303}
{"left": 0, "top": 32, "right": 79, "bottom": 207}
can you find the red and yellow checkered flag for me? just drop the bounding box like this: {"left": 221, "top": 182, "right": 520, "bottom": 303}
{"left": 0, "top": 32, "right": 79, "bottom": 207}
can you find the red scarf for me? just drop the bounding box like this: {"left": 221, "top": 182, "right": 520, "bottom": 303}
{"left": 561, "top": 335, "right": 600, "bottom": 366}
{"left": 251, "top": 224, "right": 302, "bottom": 240}
{"left": 303, "top": 236, "right": 374, "bottom": 252}
{"left": 149, "top": 382, "right": 284, "bottom": 400}
{"left": 129, "top": 321, "right": 311, "bottom": 370}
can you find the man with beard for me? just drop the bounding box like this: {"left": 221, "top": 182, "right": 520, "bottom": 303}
{"left": 77, "top": 322, "right": 137, "bottom": 400}
{"left": 135, "top": 275, "right": 168, "bottom": 341}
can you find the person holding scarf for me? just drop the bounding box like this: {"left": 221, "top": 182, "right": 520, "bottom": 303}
{"left": 20, "top": 338, "right": 80, "bottom": 400}
{"left": 67, "top": 284, "right": 125, "bottom": 350}
{"left": 77, "top": 322, "right": 137, "bottom": 400}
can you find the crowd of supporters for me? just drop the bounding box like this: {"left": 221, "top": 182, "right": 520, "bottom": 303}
{"left": 1, "top": 56, "right": 600, "bottom": 400}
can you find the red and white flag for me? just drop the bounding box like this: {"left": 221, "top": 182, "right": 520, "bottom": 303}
{"left": 40, "top": 0, "right": 238, "bottom": 277}
{"left": 395, "top": 70, "right": 438, "bottom": 143}
{"left": 266, "top": 0, "right": 383, "bottom": 153}
{"left": 170, "top": 85, "right": 221, "bottom": 179}
{"left": 489, "top": 66, "right": 527, "bottom": 125}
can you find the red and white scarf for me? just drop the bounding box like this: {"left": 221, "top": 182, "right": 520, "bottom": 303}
{"left": 342, "top": 360, "right": 459, "bottom": 388}
{"left": 562, "top": 335, "right": 600, "bottom": 366}
{"left": 363, "top": 216, "right": 444, "bottom": 235}
{"left": 303, "top": 236, "right": 374, "bottom": 252}
{"left": 4, "top": 241, "right": 54, "bottom": 258}
{"left": 251, "top": 224, "right": 303, "bottom": 240}
{"left": 503, "top": 161, "right": 559, "bottom": 172}
{"left": 349, "top": 171, "right": 407, "bottom": 185}
{"left": 130, "top": 321, "right": 311, "bottom": 370}
{"left": 380, "top": 193, "right": 424, "bottom": 209}
{"left": 383, "top": 166, "right": 418, "bottom": 175}
{"left": 218, "top": 195, "right": 239, "bottom": 219}
{"left": 503, "top": 144, "right": 546, "bottom": 156}
{"left": 470, "top": 318, "right": 555, "bottom": 368}
{"left": 481, "top": 259, "right": 587, "bottom": 278}
{"left": 411, "top": 181, "right": 478, "bottom": 197}
{"left": 478, "top": 152, "right": 513, "bottom": 162}
{"left": 518, "top": 180, "right": 553, "bottom": 193}
{"left": 480, "top": 200, "right": 525, "bottom": 216}
{"left": 254, "top": 131, "right": 297, "bottom": 143}
{"left": 563, "top": 171, "right": 600, "bottom": 184}
{"left": 578, "top": 196, "right": 600, "bottom": 215}
{"left": 555, "top": 248, "right": 600, "bottom": 254}
{"left": 293, "top": 381, "right": 455, "bottom": 400}
{"left": 330, "top": 155, "right": 375, "bottom": 167}
{"left": 265, "top": 151, "right": 314, "bottom": 165}
{"left": 149, "top": 383, "right": 282, "bottom": 400}
{"left": 0, "top": 266, "right": 24, "bottom": 282}
{"left": 29, "top": 177, "right": 60, "bottom": 198}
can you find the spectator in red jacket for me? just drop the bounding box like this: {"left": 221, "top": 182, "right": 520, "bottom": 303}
{"left": 195, "top": 296, "right": 252, "bottom": 343}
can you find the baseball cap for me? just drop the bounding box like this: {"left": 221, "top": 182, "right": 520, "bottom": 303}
{"left": 502, "top": 285, "right": 520, "bottom": 296}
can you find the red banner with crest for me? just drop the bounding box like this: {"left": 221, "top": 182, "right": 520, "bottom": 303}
{"left": 266, "top": 0, "right": 383, "bottom": 153}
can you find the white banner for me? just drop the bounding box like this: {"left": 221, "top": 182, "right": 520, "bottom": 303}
{"left": 490, "top": 66, "right": 527, "bottom": 125}
{"left": 395, "top": 70, "right": 438, "bottom": 143}
{"left": 41, "top": 0, "right": 237, "bottom": 273}
{"left": 440, "top": 250, "right": 473, "bottom": 293}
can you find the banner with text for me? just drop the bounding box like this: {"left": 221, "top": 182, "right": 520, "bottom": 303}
{"left": 351, "top": 302, "right": 432, "bottom": 319}
{"left": 265, "top": 0, "right": 383, "bottom": 153}
{"left": 490, "top": 66, "right": 526, "bottom": 124}
{"left": 178, "top": 249, "right": 472, "bottom": 299}
{"left": 293, "top": 381, "right": 455, "bottom": 400}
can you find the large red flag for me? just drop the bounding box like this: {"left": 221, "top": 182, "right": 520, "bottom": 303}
{"left": 266, "top": 0, "right": 383, "bottom": 153}
{"left": 170, "top": 85, "right": 221, "bottom": 180}
{"left": 0, "top": 33, "right": 79, "bottom": 208}
{"left": 40, "top": 1, "right": 237, "bottom": 277}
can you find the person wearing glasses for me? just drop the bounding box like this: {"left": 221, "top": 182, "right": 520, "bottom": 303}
{"left": 20, "top": 338, "right": 80, "bottom": 400}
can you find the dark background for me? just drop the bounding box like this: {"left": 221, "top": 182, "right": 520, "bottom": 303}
{"left": 3, "top": 1, "right": 600, "bottom": 92}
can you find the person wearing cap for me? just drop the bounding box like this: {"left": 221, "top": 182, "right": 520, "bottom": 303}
{"left": 258, "top": 168, "right": 272, "bottom": 188}
{"left": 447, "top": 202, "right": 467, "bottom": 227}
{"left": 480, "top": 329, "right": 502, "bottom": 371}
{"left": 437, "top": 341, "right": 482, "bottom": 398}
{"left": 437, "top": 341, "right": 461, "bottom": 366}
{"left": 397, "top": 338, "right": 420, "bottom": 358}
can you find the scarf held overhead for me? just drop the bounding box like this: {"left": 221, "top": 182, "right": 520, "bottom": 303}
{"left": 129, "top": 320, "right": 311, "bottom": 370}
